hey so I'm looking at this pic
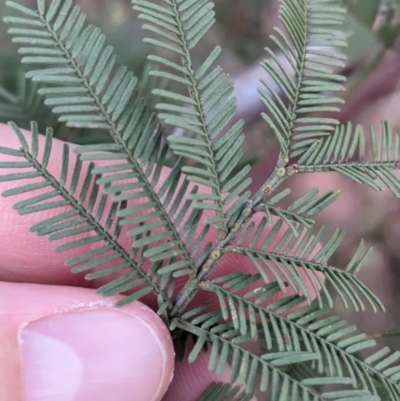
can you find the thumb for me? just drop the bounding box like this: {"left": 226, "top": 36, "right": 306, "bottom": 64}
{"left": 0, "top": 282, "right": 174, "bottom": 401}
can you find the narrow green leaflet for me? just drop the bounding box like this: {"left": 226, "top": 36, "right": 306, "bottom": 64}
{"left": 132, "top": 0, "right": 252, "bottom": 234}
{"left": 196, "top": 382, "right": 253, "bottom": 401}
{"left": 229, "top": 220, "right": 384, "bottom": 312}
{"left": 173, "top": 313, "right": 378, "bottom": 400}
{"left": 0, "top": 122, "right": 169, "bottom": 307}
{"left": 260, "top": 0, "right": 347, "bottom": 158}
{"left": 200, "top": 274, "right": 400, "bottom": 400}
{"left": 0, "top": 85, "right": 27, "bottom": 125}
{"left": 297, "top": 121, "right": 400, "bottom": 197}
{"left": 5, "top": 0, "right": 203, "bottom": 280}
{"left": 258, "top": 187, "right": 341, "bottom": 232}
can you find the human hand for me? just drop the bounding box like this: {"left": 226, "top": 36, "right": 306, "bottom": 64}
{"left": 0, "top": 124, "right": 320, "bottom": 401}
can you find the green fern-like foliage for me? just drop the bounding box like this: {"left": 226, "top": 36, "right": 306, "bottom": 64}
{"left": 132, "top": 0, "right": 252, "bottom": 235}
{"left": 259, "top": 0, "right": 347, "bottom": 159}
{"left": 2, "top": 0, "right": 400, "bottom": 400}
{"left": 196, "top": 382, "right": 253, "bottom": 401}
{"left": 297, "top": 121, "right": 400, "bottom": 196}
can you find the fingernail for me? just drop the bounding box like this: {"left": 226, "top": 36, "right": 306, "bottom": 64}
{"left": 20, "top": 309, "right": 168, "bottom": 401}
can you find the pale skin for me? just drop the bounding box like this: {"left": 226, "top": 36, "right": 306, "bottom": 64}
{"left": 0, "top": 123, "right": 321, "bottom": 401}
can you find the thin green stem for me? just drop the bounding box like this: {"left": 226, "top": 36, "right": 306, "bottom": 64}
{"left": 171, "top": 154, "right": 290, "bottom": 316}
{"left": 169, "top": 0, "right": 226, "bottom": 234}
{"left": 297, "top": 162, "right": 399, "bottom": 173}
{"left": 371, "top": 328, "right": 400, "bottom": 340}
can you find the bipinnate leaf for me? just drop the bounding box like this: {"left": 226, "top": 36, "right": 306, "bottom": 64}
{"left": 297, "top": 121, "right": 400, "bottom": 197}
{"left": 2, "top": 1, "right": 400, "bottom": 400}
{"left": 173, "top": 312, "right": 380, "bottom": 400}
{"left": 0, "top": 121, "right": 170, "bottom": 308}
{"left": 5, "top": 0, "right": 204, "bottom": 284}
{"left": 259, "top": 0, "right": 347, "bottom": 158}
{"left": 230, "top": 220, "right": 383, "bottom": 312}
{"left": 200, "top": 274, "right": 400, "bottom": 399}
{"left": 132, "top": 0, "right": 252, "bottom": 235}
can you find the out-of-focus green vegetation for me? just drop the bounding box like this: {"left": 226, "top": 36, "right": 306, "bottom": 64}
{"left": 1, "top": 0, "right": 400, "bottom": 190}
{"left": 0, "top": 0, "right": 398, "bottom": 150}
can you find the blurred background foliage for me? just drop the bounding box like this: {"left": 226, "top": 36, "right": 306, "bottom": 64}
{"left": 2, "top": 0, "right": 400, "bottom": 363}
